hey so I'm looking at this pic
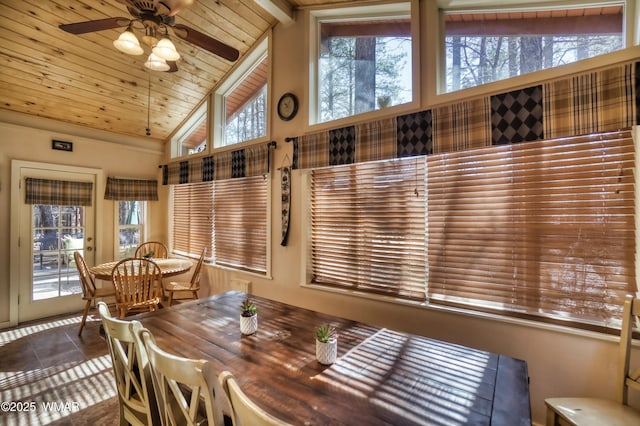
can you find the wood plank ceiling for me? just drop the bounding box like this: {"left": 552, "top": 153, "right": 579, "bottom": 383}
{"left": 0, "top": 0, "right": 340, "bottom": 143}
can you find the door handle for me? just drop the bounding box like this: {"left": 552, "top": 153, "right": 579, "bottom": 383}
{"left": 86, "top": 246, "right": 93, "bottom": 252}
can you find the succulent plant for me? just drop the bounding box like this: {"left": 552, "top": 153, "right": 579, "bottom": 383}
{"left": 315, "top": 323, "right": 336, "bottom": 343}
{"left": 240, "top": 299, "right": 258, "bottom": 317}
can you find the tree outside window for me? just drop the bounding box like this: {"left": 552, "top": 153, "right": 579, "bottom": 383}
{"left": 314, "top": 3, "right": 413, "bottom": 124}
{"left": 443, "top": 5, "right": 624, "bottom": 92}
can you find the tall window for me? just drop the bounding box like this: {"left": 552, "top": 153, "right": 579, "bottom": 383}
{"left": 309, "top": 130, "right": 636, "bottom": 332}
{"left": 443, "top": 4, "right": 624, "bottom": 92}
{"left": 117, "top": 201, "right": 145, "bottom": 259}
{"left": 172, "top": 177, "right": 268, "bottom": 274}
{"left": 215, "top": 38, "right": 269, "bottom": 148}
{"left": 172, "top": 182, "right": 214, "bottom": 259}
{"left": 310, "top": 158, "right": 426, "bottom": 299}
{"left": 224, "top": 59, "right": 268, "bottom": 146}
{"left": 313, "top": 3, "right": 413, "bottom": 124}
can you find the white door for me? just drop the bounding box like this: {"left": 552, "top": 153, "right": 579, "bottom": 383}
{"left": 17, "top": 167, "right": 97, "bottom": 322}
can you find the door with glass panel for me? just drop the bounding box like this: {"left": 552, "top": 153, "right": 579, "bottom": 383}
{"left": 18, "top": 168, "right": 97, "bottom": 322}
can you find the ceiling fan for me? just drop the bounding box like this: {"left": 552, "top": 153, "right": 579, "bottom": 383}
{"left": 59, "top": 0, "right": 240, "bottom": 72}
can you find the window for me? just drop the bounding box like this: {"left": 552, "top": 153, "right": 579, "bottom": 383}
{"left": 224, "top": 60, "right": 268, "bottom": 146}
{"left": 172, "top": 101, "right": 208, "bottom": 158}
{"left": 443, "top": 4, "right": 624, "bottom": 92}
{"left": 116, "top": 201, "right": 145, "bottom": 259}
{"left": 172, "top": 182, "right": 214, "bottom": 259}
{"left": 309, "top": 130, "right": 636, "bottom": 332}
{"left": 310, "top": 158, "right": 426, "bottom": 299}
{"left": 213, "top": 176, "right": 268, "bottom": 274}
{"left": 172, "top": 177, "right": 268, "bottom": 274}
{"left": 312, "top": 3, "right": 413, "bottom": 124}
{"left": 215, "top": 38, "right": 269, "bottom": 147}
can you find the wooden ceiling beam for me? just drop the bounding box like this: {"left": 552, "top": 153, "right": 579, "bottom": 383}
{"left": 253, "top": 0, "right": 294, "bottom": 25}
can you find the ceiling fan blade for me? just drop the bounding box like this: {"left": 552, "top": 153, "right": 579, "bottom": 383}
{"left": 167, "top": 61, "right": 179, "bottom": 72}
{"left": 172, "top": 24, "right": 239, "bottom": 62}
{"left": 59, "top": 17, "right": 130, "bottom": 34}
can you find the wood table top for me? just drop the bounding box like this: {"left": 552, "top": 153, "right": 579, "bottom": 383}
{"left": 136, "top": 291, "right": 531, "bottom": 426}
{"left": 90, "top": 258, "right": 192, "bottom": 281}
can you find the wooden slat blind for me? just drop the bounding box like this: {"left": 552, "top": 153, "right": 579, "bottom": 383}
{"left": 172, "top": 182, "right": 214, "bottom": 259}
{"left": 213, "top": 175, "right": 268, "bottom": 274}
{"left": 311, "top": 158, "right": 427, "bottom": 300}
{"left": 427, "top": 130, "right": 636, "bottom": 329}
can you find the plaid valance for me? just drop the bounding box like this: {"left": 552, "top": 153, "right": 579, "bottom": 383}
{"left": 25, "top": 178, "right": 93, "bottom": 206}
{"left": 162, "top": 143, "right": 271, "bottom": 185}
{"left": 104, "top": 177, "right": 158, "bottom": 201}
{"left": 293, "top": 59, "right": 639, "bottom": 169}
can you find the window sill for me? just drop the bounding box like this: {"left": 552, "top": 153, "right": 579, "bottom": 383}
{"left": 300, "top": 282, "right": 625, "bottom": 345}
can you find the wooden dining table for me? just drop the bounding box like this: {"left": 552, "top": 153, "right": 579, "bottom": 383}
{"left": 89, "top": 258, "right": 193, "bottom": 281}
{"left": 136, "top": 291, "right": 531, "bottom": 426}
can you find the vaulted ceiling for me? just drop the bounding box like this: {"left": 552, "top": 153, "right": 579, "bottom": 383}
{"left": 0, "top": 0, "right": 336, "bottom": 143}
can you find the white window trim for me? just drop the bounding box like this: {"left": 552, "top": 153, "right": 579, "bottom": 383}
{"left": 307, "top": 0, "right": 420, "bottom": 130}
{"left": 213, "top": 35, "right": 271, "bottom": 149}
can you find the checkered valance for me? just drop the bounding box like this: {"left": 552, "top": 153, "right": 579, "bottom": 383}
{"left": 25, "top": 178, "right": 93, "bottom": 206}
{"left": 104, "top": 177, "right": 158, "bottom": 201}
{"left": 162, "top": 143, "right": 271, "bottom": 185}
{"left": 293, "top": 60, "right": 639, "bottom": 169}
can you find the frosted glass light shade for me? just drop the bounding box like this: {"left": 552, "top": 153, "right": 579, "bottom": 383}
{"left": 152, "top": 37, "right": 180, "bottom": 61}
{"left": 113, "top": 29, "right": 144, "bottom": 55}
{"left": 144, "top": 53, "right": 170, "bottom": 72}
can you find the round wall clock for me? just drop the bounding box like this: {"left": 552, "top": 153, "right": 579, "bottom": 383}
{"left": 277, "top": 92, "right": 299, "bottom": 121}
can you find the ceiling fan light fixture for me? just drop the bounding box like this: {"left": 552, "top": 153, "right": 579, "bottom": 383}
{"left": 153, "top": 37, "right": 180, "bottom": 61}
{"left": 144, "top": 53, "right": 171, "bottom": 72}
{"left": 113, "top": 27, "right": 144, "bottom": 55}
{"left": 142, "top": 24, "right": 158, "bottom": 47}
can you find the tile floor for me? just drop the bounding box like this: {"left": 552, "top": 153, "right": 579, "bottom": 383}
{"left": 0, "top": 310, "right": 119, "bottom": 426}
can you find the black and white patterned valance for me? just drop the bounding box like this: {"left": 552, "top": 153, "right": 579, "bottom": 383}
{"left": 104, "top": 177, "right": 158, "bottom": 201}
{"left": 25, "top": 178, "right": 93, "bottom": 206}
{"left": 293, "top": 59, "right": 639, "bottom": 169}
{"left": 162, "top": 143, "right": 271, "bottom": 185}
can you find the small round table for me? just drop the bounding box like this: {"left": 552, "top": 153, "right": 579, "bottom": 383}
{"left": 90, "top": 258, "right": 193, "bottom": 281}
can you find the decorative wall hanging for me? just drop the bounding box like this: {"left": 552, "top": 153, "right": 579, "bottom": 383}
{"left": 280, "top": 154, "right": 291, "bottom": 246}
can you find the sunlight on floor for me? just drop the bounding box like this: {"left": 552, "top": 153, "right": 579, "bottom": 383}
{"left": 0, "top": 314, "right": 117, "bottom": 425}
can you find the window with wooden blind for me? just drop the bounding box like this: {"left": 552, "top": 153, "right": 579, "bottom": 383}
{"left": 213, "top": 175, "right": 268, "bottom": 274}
{"left": 309, "top": 129, "right": 636, "bottom": 331}
{"left": 172, "top": 177, "right": 268, "bottom": 274}
{"left": 172, "top": 182, "right": 214, "bottom": 259}
{"left": 428, "top": 130, "right": 636, "bottom": 331}
{"left": 310, "top": 158, "right": 427, "bottom": 300}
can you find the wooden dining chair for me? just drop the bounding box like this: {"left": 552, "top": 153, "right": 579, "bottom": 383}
{"left": 138, "top": 326, "right": 233, "bottom": 426}
{"left": 219, "top": 371, "right": 293, "bottom": 426}
{"left": 75, "top": 251, "right": 115, "bottom": 336}
{"left": 164, "top": 248, "right": 206, "bottom": 306}
{"left": 97, "top": 302, "right": 160, "bottom": 426}
{"left": 111, "top": 258, "right": 163, "bottom": 319}
{"left": 135, "top": 241, "right": 168, "bottom": 259}
{"left": 545, "top": 295, "right": 640, "bottom": 425}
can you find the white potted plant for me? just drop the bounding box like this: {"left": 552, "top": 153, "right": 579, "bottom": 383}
{"left": 315, "top": 323, "right": 337, "bottom": 365}
{"left": 240, "top": 299, "right": 258, "bottom": 335}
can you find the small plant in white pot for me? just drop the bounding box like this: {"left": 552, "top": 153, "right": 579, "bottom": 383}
{"left": 240, "top": 299, "right": 258, "bottom": 335}
{"left": 315, "top": 323, "right": 337, "bottom": 365}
